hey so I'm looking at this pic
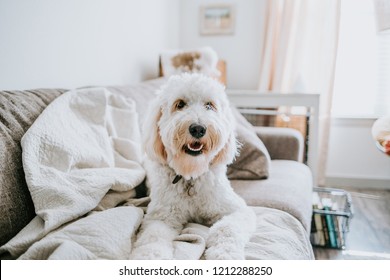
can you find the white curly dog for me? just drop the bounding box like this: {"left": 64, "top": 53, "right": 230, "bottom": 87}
{"left": 131, "top": 73, "right": 256, "bottom": 259}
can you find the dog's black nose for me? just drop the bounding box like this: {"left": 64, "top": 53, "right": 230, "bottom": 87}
{"left": 189, "top": 124, "right": 206, "bottom": 139}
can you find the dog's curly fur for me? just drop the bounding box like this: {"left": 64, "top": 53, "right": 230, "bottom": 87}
{"left": 131, "top": 73, "right": 256, "bottom": 259}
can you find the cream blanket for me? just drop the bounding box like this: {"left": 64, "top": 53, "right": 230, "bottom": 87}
{"left": 0, "top": 88, "right": 207, "bottom": 259}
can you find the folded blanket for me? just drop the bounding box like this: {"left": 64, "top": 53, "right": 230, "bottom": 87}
{"left": 22, "top": 88, "right": 145, "bottom": 228}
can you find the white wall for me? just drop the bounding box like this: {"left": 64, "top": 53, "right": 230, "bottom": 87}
{"left": 326, "top": 118, "right": 390, "bottom": 189}
{"left": 179, "top": 0, "right": 266, "bottom": 89}
{"left": 0, "top": 0, "right": 180, "bottom": 90}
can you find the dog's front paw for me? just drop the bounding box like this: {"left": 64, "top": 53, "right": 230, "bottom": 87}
{"left": 205, "top": 223, "right": 247, "bottom": 260}
{"left": 205, "top": 244, "right": 244, "bottom": 260}
{"left": 131, "top": 243, "right": 173, "bottom": 260}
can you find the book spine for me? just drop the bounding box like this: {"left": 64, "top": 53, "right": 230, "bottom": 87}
{"left": 314, "top": 213, "right": 325, "bottom": 246}
{"left": 312, "top": 192, "right": 325, "bottom": 247}
{"left": 332, "top": 215, "right": 340, "bottom": 248}
{"left": 321, "top": 215, "right": 329, "bottom": 247}
{"left": 337, "top": 216, "right": 345, "bottom": 248}
{"left": 310, "top": 214, "right": 317, "bottom": 244}
{"left": 324, "top": 206, "right": 337, "bottom": 248}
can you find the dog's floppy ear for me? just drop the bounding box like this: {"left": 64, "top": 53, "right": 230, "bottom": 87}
{"left": 212, "top": 132, "right": 238, "bottom": 166}
{"left": 143, "top": 98, "right": 167, "bottom": 164}
{"left": 212, "top": 101, "right": 239, "bottom": 166}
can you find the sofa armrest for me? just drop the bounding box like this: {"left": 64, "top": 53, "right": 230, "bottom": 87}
{"left": 253, "top": 126, "right": 304, "bottom": 162}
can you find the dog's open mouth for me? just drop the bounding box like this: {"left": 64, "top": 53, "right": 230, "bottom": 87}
{"left": 184, "top": 141, "right": 204, "bottom": 156}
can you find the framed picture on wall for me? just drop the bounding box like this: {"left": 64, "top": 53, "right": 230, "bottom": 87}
{"left": 199, "top": 4, "right": 235, "bottom": 35}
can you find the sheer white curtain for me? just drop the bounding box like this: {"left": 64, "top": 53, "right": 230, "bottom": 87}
{"left": 258, "top": 0, "right": 341, "bottom": 186}
{"left": 374, "top": 0, "right": 390, "bottom": 32}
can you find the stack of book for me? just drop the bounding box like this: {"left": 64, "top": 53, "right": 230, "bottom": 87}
{"left": 310, "top": 189, "right": 352, "bottom": 249}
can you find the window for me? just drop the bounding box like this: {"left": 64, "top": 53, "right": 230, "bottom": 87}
{"left": 331, "top": 0, "right": 390, "bottom": 118}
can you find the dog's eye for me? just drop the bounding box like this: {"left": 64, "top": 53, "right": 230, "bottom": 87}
{"left": 205, "top": 102, "right": 216, "bottom": 111}
{"left": 176, "top": 100, "right": 186, "bottom": 110}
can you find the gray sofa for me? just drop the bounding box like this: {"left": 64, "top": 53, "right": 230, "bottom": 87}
{"left": 0, "top": 78, "right": 314, "bottom": 259}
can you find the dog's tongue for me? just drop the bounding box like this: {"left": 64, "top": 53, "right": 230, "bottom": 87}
{"left": 188, "top": 142, "right": 203, "bottom": 151}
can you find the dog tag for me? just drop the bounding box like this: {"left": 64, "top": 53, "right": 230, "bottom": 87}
{"left": 186, "top": 182, "right": 195, "bottom": 196}
{"left": 187, "top": 186, "right": 195, "bottom": 196}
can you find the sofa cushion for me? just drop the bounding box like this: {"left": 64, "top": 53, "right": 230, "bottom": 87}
{"left": 231, "top": 160, "right": 313, "bottom": 232}
{"left": 0, "top": 89, "right": 66, "bottom": 246}
{"left": 227, "top": 107, "right": 271, "bottom": 180}
{"left": 254, "top": 126, "right": 304, "bottom": 162}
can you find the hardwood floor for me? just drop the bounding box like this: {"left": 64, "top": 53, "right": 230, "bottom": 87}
{"left": 313, "top": 187, "right": 390, "bottom": 260}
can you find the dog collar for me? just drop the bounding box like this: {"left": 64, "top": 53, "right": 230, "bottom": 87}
{"left": 172, "top": 174, "right": 183, "bottom": 184}
{"left": 172, "top": 174, "right": 196, "bottom": 196}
